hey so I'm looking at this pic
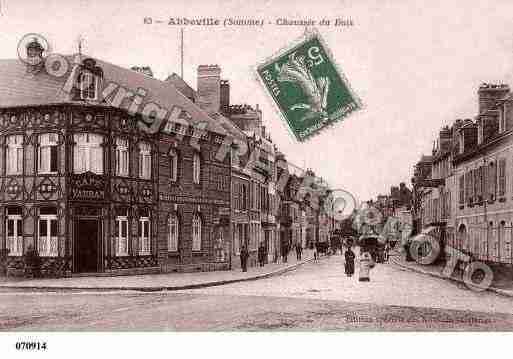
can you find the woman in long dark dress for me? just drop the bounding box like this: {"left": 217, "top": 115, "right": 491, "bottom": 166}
{"left": 344, "top": 247, "right": 355, "bottom": 277}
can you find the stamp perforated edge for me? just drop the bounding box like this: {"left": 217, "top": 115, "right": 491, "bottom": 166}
{"left": 254, "top": 27, "right": 364, "bottom": 142}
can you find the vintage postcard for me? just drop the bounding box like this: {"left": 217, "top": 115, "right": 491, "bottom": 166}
{"left": 0, "top": 0, "right": 512, "bottom": 358}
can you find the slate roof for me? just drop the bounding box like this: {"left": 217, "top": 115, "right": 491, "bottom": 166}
{"left": 0, "top": 54, "right": 226, "bottom": 135}
{"left": 164, "top": 73, "right": 197, "bottom": 101}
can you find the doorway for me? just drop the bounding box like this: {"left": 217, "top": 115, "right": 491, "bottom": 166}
{"left": 74, "top": 219, "right": 100, "bottom": 273}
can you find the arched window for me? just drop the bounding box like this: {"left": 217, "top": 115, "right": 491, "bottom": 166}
{"left": 192, "top": 214, "right": 202, "bottom": 251}
{"left": 138, "top": 142, "right": 152, "bottom": 179}
{"left": 79, "top": 70, "right": 99, "bottom": 101}
{"left": 38, "top": 207, "right": 58, "bottom": 257}
{"left": 6, "top": 135, "right": 23, "bottom": 175}
{"left": 73, "top": 133, "right": 103, "bottom": 174}
{"left": 6, "top": 206, "right": 22, "bottom": 256}
{"left": 169, "top": 149, "right": 178, "bottom": 182}
{"left": 168, "top": 213, "right": 179, "bottom": 252}
{"left": 138, "top": 209, "right": 151, "bottom": 255}
{"left": 115, "top": 208, "right": 129, "bottom": 256}
{"left": 38, "top": 133, "right": 58, "bottom": 174}
{"left": 193, "top": 152, "right": 201, "bottom": 184}
{"left": 115, "top": 138, "right": 129, "bottom": 177}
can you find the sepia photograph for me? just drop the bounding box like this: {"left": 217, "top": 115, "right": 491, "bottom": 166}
{"left": 0, "top": 0, "right": 512, "bottom": 357}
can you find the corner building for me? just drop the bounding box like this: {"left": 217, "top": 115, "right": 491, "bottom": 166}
{"left": 0, "top": 41, "right": 231, "bottom": 277}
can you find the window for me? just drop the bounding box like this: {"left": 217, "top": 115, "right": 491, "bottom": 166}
{"left": 193, "top": 152, "right": 201, "bottom": 184}
{"left": 38, "top": 207, "right": 58, "bottom": 257}
{"left": 489, "top": 161, "right": 497, "bottom": 201}
{"left": 168, "top": 214, "right": 179, "bottom": 252}
{"left": 138, "top": 210, "right": 151, "bottom": 255}
{"left": 499, "top": 158, "right": 506, "bottom": 197}
{"left": 500, "top": 105, "right": 507, "bottom": 133}
{"left": 38, "top": 133, "right": 58, "bottom": 174}
{"left": 230, "top": 147, "right": 240, "bottom": 167}
{"left": 79, "top": 71, "right": 98, "bottom": 100}
{"left": 6, "top": 135, "right": 23, "bottom": 175}
{"left": 169, "top": 149, "right": 178, "bottom": 182}
{"left": 192, "top": 214, "right": 202, "bottom": 251}
{"left": 115, "top": 138, "right": 129, "bottom": 177}
{"left": 115, "top": 208, "right": 129, "bottom": 256}
{"left": 138, "top": 142, "right": 151, "bottom": 179}
{"left": 73, "top": 133, "right": 103, "bottom": 174}
{"left": 242, "top": 184, "right": 248, "bottom": 209}
{"left": 6, "top": 207, "right": 22, "bottom": 256}
{"left": 467, "top": 170, "right": 474, "bottom": 205}
{"left": 477, "top": 166, "right": 483, "bottom": 202}
{"left": 473, "top": 169, "right": 479, "bottom": 202}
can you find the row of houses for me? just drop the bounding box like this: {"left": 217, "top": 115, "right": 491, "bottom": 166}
{"left": 0, "top": 38, "right": 334, "bottom": 277}
{"left": 412, "top": 82, "right": 513, "bottom": 264}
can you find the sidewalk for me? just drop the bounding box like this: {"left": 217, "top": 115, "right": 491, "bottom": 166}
{"left": 0, "top": 249, "right": 320, "bottom": 292}
{"left": 390, "top": 251, "right": 513, "bottom": 298}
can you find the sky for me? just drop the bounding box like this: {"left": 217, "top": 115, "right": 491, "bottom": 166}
{"left": 2, "top": 0, "right": 513, "bottom": 203}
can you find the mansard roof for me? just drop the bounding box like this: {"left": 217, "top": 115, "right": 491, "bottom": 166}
{"left": 0, "top": 54, "right": 226, "bottom": 135}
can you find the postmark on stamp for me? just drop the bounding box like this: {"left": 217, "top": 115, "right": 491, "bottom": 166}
{"left": 257, "top": 29, "right": 362, "bottom": 141}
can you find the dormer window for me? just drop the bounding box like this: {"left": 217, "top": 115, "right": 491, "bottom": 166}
{"left": 478, "top": 120, "right": 484, "bottom": 144}
{"left": 79, "top": 71, "right": 98, "bottom": 100}
{"left": 77, "top": 58, "right": 103, "bottom": 101}
{"left": 458, "top": 133, "right": 464, "bottom": 154}
{"left": 499, "top": 106, "right": 506, "bottom": 133}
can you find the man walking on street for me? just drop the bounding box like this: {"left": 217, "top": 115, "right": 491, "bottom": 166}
{"left": 258, "top": 243, "right": 265, "bottom": 267}
{"left": 240, "top": 245, "right": 249, "bottom": 272}
{"left": 282, "top": 241, "right": 288, "bottom": 263}
{"left": 295, "top": 242, "right": 302, "bottom": 261}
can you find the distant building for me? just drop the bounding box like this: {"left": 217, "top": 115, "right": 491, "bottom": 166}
{"left": 130, "top": 66, "right": 154, "bottom": 77}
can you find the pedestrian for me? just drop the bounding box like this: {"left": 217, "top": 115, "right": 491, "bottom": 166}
{"left": 281, "top": 242, "right": 288, "bottom": 263}
{"left": 295, "top": 242, "right": 301, "bottom": 261}
{"left": 240, "top": 245, "right": 249, "bottom": 272}
{"left": 298, "top": 243, "right": 302, "bottom": 260}
{"left": 384, "top": 242, "right": 390, "bottom": 263}
{"left": 258, "top": 243, "right": 265, "bottom": 267}
{"left": 313, "top": 241, "right": 318, "bottom": 261}
{"left": 359, "top": 250, "right": 372, "bottom": 282}
{"left": 344, "top": 247, "right": 355, "bottom": 277}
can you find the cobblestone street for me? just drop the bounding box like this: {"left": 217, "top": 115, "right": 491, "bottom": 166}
{"left": 2, "top": 255, "right": 513, "bottom": 330}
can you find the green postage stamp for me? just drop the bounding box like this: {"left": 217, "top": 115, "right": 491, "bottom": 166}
{"left": 257, "top": 30, "right": 362, "bottom": 141}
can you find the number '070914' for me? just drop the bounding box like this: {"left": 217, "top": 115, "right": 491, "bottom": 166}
{"left": 15, "top": 342, "right": 47, "bottom": 351}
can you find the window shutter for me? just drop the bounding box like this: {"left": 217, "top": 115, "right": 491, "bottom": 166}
{"left": 499, "top": 158, "right": 506, "bottom": 197}
{"left": 16, "top": 147, "right": 23, "bottom": 174}
{"left": 50, "top": 146, "right": 58, "bottom": 172}
{"left": 489, "top": 162, "right": 497, "bottom": 200}
{"left": 73, "top": 145, "right": 79, "bottom": 173}
{"left": 473, "top": 169, "right": 479, "bottom": 201}
{"left": 92, "top": 146, "right": 103, "bottom": 174}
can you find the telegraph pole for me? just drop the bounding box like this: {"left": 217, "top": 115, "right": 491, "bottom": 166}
{"left": 180, "top": 28, "right": 184, "bottom": 79}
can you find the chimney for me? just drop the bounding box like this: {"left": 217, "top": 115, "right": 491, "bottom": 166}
{"left": 197, "top": 64, "right": 221, "bottom": 114}
{"left": 438, "top": 126, "right": 452, "bottom": 153}
{"left": 482, "top": 113, "right": 499, "bottom": 142}
{"left": 478, "top": 83, "right": 509, "bottom": 114}
{"left": 220, "top": 79, "right": 230, "bottom": 114}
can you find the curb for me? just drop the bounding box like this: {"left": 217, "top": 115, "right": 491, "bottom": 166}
{"left": 0, "top": 256, "right": 321, "bottom": 293}
{"left": 390, "top": 257, "right": 513, "bottom": 299}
